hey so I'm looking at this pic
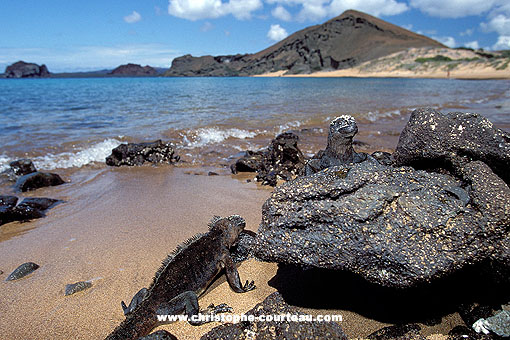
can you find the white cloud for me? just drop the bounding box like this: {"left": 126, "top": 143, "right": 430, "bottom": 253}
{"left": 272, "top": 5, "right": 292, "bottom": 21}
{"left": 465, "top": 40, "right": 480, "bottom": 49}
{"left": 410, "top": 0, "right": 497, "bottom": 18}
{"left": 267, "top": 24, "right": 289, "bottom": 41}
{"left": 328, "top": 0, "right": 408, "bottom": 17}
{"left": 493, "top": 35, "right": 510, "bottom": 49}
{"left": 266, "top": 0, "right": 408, "bottom": 21}
{"left": 168, "top": 0, "right": 262, "bottom": 20}
{"left": 481, "top": 14, "right": 510, "bottom": 35}
{"left": 124, "top": 11, "right": 142, "bottom": 23}
{"left": 434, "top": 36, "right": 457, "bottom": 47}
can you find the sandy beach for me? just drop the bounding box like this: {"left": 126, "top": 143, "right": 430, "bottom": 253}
{"left": 0, "top": 166, "right": 273, "bottom": 339}
{"left": 255, "top": 66, "right": 510, "bottom": 80}
{"left": 0, "top": 161, "right": 471, "bottom": 340}
{"left": 254, "top": 47, "right": 510, "bottom": 80}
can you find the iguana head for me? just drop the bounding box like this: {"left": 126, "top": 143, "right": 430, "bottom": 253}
{"left": 209, "top": 215, "right": 246, "bottom": 247}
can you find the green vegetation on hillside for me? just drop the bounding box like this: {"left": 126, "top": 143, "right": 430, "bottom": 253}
{"left": 415, "top": 55, "right": 453, "bottom": 63}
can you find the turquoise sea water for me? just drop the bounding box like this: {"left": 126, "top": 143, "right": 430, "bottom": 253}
{"left": 1, "top": 77, "right": 509, "bottom": 170}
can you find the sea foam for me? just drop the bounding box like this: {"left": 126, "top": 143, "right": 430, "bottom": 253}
{"left": 31, "top": 138, "right": 122, "bottom": 170}
{"left": 184, "top": 127, "right": 258, "bottom": 148}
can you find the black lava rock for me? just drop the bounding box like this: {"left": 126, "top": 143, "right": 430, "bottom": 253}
{"left": 201, "top": 292, "right": 347, "bottom": 340}
{"left": 65, "top": 281, "right": 93, "bottom": 296}
{"left": 0, "top": 196, "right": 60, "bottom": 226}
{"left": 5, "top": 262, "right": 40, "bottom": 281}
{"left": 367, "top": 324, "right": 423, "bottom": 340}
{"left": 2, "top": 159, "right": 37, "bottom": 181}
{"left": 137, "top": 330, "right": 177, "bottom": 340}
{"left": 253, "top": 159, "right": 510, "bottom": 288}
{"left": 231, "top": 132, "right": 306, "bottom": 186}
{"left": 106, "top": 140, "right": 179, "bottom": 167}
{"left": 394, "top": 108, "right": 510, "bottom": 185}
{"left": 15, "top": 171, "right": 65, "bottom": 192}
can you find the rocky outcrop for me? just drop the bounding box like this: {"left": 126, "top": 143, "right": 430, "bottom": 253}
{"left": 15, "top": 171, "right": 65, "bottom": 192}
{"left": 394, "top": 108, "right": 510, "bottom": 185}
{"left": 0, "top": 196, "right": 60, "bottom": 226}
{"left": 201, "top": 292, "right": 347, "bottom": 340}
{"left": 253, "top": 114, "right": 510, "bottom": 288}
{"left": 254, "top": 159, "right": 510, "bottom": 288}
{"left": 105, "top": 140, "right": 179, "bottom": 167}
{"left": 165, "top": 10, "right": 444, "bottom": 76}
{"left": 303, "top": 115, "right": 367, "bottom": 175}
{"left": 109, "top": 64, "right": 158, "bottom": 76}
{"left": 4, "top": 159, "right": 37, "bottom": 180}
{"left": 5, "top": 61, "right": 50, "bottom": 78}
{"left": 230, "top": 132, "right": 306, "bottom": 186}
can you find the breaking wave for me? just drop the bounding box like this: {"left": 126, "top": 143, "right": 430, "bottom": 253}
{"left": 183, "top": 127, "right": 258, "bottom": 148}
{"left": 0, "top": 138, "right": 123, "bottom": 172}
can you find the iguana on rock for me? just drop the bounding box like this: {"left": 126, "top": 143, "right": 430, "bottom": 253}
{"left": 105, "top": 215, "right": 256, "bottom": 340}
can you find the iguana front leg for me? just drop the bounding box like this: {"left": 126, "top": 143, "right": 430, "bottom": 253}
{"left": 223, "top": 254, "right": 256, "bottom": 293}
{"left": 156, "top": 291, "right": 233, "bottom": 326}
{"left": 121, "top": 288, "right": 148, "bottom": 315}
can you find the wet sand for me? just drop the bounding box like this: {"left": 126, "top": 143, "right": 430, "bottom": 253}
{"left": 0, "top": 166, "right": 273, "bottom": 339}
{"left": 0, "top": 164, "right": 467, "bottom": 339}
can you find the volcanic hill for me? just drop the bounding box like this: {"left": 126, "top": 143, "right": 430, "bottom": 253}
{"left": 164, "top": 10, "right": 444, "bottom": 77}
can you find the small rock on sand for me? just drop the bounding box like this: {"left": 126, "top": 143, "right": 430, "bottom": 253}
{"left": 65, "top": 281, "right": 93, "bottom": 296}
{"left": 5, "top": 262, "right": 40, "bottom": 281}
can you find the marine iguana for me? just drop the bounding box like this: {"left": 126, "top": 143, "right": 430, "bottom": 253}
{"left": 105, "top": 215, "right": 256, "bottom": 340}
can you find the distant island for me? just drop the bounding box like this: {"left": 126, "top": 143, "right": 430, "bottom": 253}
{"left": 2, "top": 10, "right": 509, "bottom": 80}
{"left": 1, "top": 62, "right": 166, "bottom": 78}
{"left": 3, "top": 61, "right": 51, "bottom": 78}
{"left": 108, "top": 63, "right": 158, "bottom": 76}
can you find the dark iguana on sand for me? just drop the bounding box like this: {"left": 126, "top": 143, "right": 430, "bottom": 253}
{"left": 105, "top": 215, "right": 256, "bottom": 340}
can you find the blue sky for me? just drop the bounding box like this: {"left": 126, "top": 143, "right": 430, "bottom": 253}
{"left": 1, "top": 0, "right": 509, "bottom": 72}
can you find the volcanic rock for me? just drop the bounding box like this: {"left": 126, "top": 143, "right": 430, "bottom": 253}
{"left": 138, "top": 330, "right": 177, "bottom": 340}
{"left": 367, "top": 324, "right": 424, "bottom": 340}
{"left": 230, "top": 132, "right": 305, "bottom": 186}
{"left": 5, "top": 262, "right": 40, "bottom": 281}
{"left": 448, "top": 325, "right": 494, "bottom": 340}
{"left": 65, "top": 281, "right": 93, "bottom": 296}
{"left": 165, "top": 10, "right": 443, "bottom": 76}
{"left": 394, "top": 108, "right": 510, "bottom": 185}
{"left": 0, "top": 196, "right": 60, "bottom": 226}
{"left": 201, "top": 292, "right": 347, "bottom": 340}
{"left": 5, "top": 61, "right": 50, "bottom": 78}
{"left": 109, "top": 63, "right": 158, "bottom": 76}
{"left": 252, "top": 157, "right": 510, "bottom": 288}
{"left": 15, "top": 171, "right": 65, "bottom": 192}
{"left": 4, "top": 159, "right": 37, "bottom": 180}
{"left": 105, "top": 140, "right": 179, "bottom": 167}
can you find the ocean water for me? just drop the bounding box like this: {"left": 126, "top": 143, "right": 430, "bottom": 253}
{"left": 1, "top": 77, "right": 509, "bottom": 171}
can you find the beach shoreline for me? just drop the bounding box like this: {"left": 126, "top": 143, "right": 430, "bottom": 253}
{"left": 253, "top": 68, "right": 510, "bottom": 80}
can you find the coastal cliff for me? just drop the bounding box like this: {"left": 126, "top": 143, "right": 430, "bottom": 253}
{"left": 164, "top": 10, "right": 444, "bottom": 77}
